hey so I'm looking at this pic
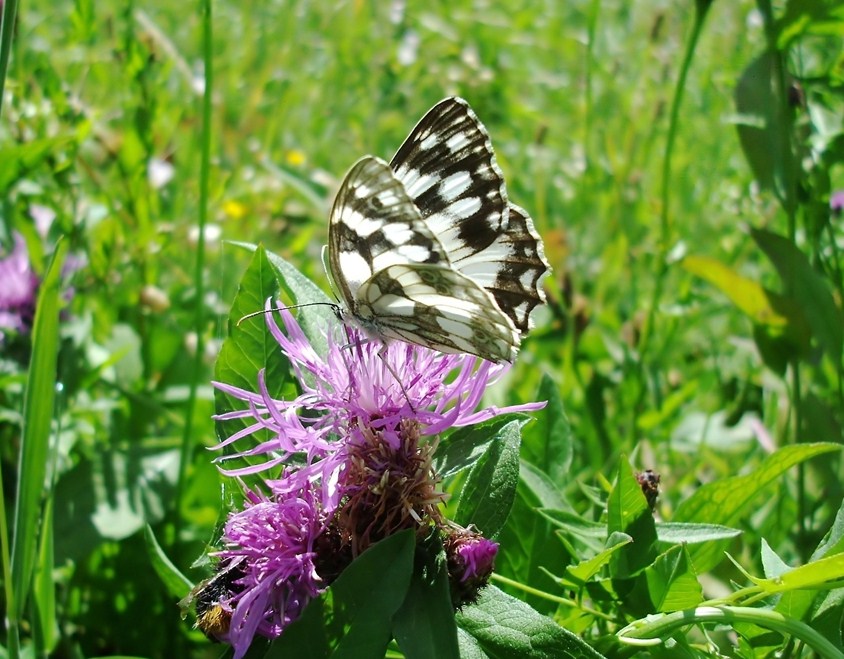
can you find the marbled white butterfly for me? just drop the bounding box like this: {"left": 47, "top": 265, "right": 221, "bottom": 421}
{"left": 327, "top": 97, "right": 550, "bottom": 364}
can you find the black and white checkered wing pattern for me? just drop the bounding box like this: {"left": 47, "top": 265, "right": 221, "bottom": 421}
{"left": 328, "top": 156, "right": 447, "bottom": 308}
{"left": 328, "top": 156, "right": 520, "bottom": 363}
{"left": 390, "top": 97, "right": 550, "bottom": 333}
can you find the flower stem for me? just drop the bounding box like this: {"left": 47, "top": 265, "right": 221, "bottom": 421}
{"left": 173, "top": 0, "right": 212, "bottom": 551}
{"left": 618, "top": 605, "right": 844, "bottom": 659}
{"left": 638, "top": 2, "right": 712, "bottom": 360}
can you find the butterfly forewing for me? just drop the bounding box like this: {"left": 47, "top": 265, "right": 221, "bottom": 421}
{"left": 391, "top": 98, "right": 509, "bottom": 265}
{"left": 329, "top": 156, "right": 447, "bottom": 308}
{"left": 390, "top": 97, "right": 550, "bottom": 333}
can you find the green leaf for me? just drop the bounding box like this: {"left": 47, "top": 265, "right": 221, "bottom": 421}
{"left": 733, "top": 52, "right": 794, "bottom": 204}
{"left": 32, "top": 493, "right": 57, "bottom": 655}
{"left": 683, "top": 255, "right": 810, "bottom": 351}
{"left": 643, "top": 544, "right": 703, "bottom": 613}
{"left": 393, "top": 539, "right": 459, "bottom": 659}
{"left": 775, "top": 0, "right": 844, "bottom": 49}
{"left": 144, "top": 524, "right": 193, "bottom": 600}
{"left": 455, "top": 419, "right": 522, "bottom": 537}
{"left": 232, "top": 241, "right": 338, "bottom": 357}
{"left": 559, "top": 533, "right": 632, "bottom": 589}
{"left": 0, "top": 137, "right": 75, "bottom": 192}
{"left": 744, "top": 551, "right": 844, "bottom": 595}
{"left": 456, "top": 586, "right": 607, "bottom": 659}
{"left": 751, "top": 228, "right": 843, "bottom": 364}
{"left": 540, "top": 509, "right": 606, "bottom": 542}
{"left": 656, "top": 522, "right": 743, "bottom": 544}
{"left": 607, "top": 457, "right": 657, "bottom": 577}
{"left": 10, "top": 240, "right": 67, "bottom": 619}
{"left": 266, "top": 530, "right": 415, "bottom": 658}
{"left": 675, "top": 443, "right": 842, "bottom": 572}
{"left": 434, "top": 414, "right": 527, "bottom": 479}
{"left": 522, "top": 374, "right": 572, "bottom": 482}
{"left": 214, "top": 246, "right": 288, "bottom": 444}
{"left": 684, "top": 252, "right": 814, "bottom": 371}
{"left": 495, "top": 472, "right": 573, "bottom": 616}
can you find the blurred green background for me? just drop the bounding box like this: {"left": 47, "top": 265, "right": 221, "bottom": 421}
{"left": 1, "top": 0, "right": 843, "bottom": 656}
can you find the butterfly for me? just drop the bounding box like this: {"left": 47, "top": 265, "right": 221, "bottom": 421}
{"left": 327, "top": 97, "right": 550, "bottom": 364}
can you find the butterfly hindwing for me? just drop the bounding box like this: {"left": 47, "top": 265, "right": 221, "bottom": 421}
{"left": 359, "top": 264, "right": 520, "bottom": 361}
{"left": 452, "top": 204, "right": 549, "bottom": 333}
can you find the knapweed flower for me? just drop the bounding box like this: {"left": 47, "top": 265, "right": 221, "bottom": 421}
{"left": 444, "top": 526, "right": 500, "bottom": 606}
{"left": 206, "top": 305, "right": 544, "bottom": 657}
{"left": 0, "top": 233, "right": 39, "bottom": 343}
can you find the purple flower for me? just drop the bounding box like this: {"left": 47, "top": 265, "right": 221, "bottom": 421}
{"left": 207, "top": 305, "right": 544, "bottom": 656}
{"left": 831, "top": 190, "right": 844, "bottom": 216}
{"left": 444, "top": 527, "right": 499, "bottom": 606}
{"left": 0, "top": 233, "right": 39, "bottom": 343}
{"left": 214, "top": 485, "right": 325, "bottom": 658}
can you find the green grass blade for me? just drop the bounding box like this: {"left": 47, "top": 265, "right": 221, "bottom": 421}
{"left": 173, "top": 0, "right": 213, "bottom": 551}
{"left": 0, "top": 0, "right": 20, "bottom": 120}
{"left": 9, "top": 240, "right": 67, "bottom": 624}
{"left": 32, "top": 493, "right": 57, "bottom": 654}
{"left": 144, "top": 524, "right": 193, "bottom": 600}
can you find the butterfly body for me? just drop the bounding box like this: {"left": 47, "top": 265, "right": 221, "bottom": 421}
{"left": 328, "top": 98, "right": 549, "bottom": 364}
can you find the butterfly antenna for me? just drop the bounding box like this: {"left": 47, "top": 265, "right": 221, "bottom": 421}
{"left": 236, "top": 302, "right": 339, "bottom": 327}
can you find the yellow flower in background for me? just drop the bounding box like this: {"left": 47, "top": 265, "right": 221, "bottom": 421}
{"left": 222, "top": 200, "right": 247, "bottom": 220}
{"left": 285, "top": 149, "right": 306, "bottom": 166}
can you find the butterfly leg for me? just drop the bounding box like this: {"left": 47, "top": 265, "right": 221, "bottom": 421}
{"left": 375, "top": 343, "right": 417, "bottom": 414}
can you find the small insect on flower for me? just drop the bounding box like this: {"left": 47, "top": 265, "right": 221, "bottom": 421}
{"left": 636, "top": 469, "right": 661, "bottom": 510}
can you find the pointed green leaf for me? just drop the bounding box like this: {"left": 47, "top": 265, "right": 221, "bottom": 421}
{"left": 393, "top": 540, "right": 459, "bottom": 659}
{"left": 434, "top": 414, "right": 526, "bottom": 479}
{"left": 522, "top": 374, "right": 572, "bottom": 481}
{"left": 559, "top": 533, "right": 632, "bottom": 589}
{"left": 733, "top": 52, "right": 794, "bottom": 204}
{"left": 683, "top": 255, "right": 808, "bottom": 336}
{"left": 455, "top": 420, "right": 522, "bottom": 537}
{"left": 746, "top": 552, "right": 844, "bottom": 595}
{"left": 644, "top": 544, "right": 703, "bottom": 612}
{"left": 752, "top": 228, "right": 843, "bottom": 364}
{"left": 655, "top": 522, "right": 742, "bottom": 544}
{"left": 231, "top": 241, "right": 338, "bottom": 357}
{"left": 144, "top": 524, "right": 193, "bottom": 600}
{"left": 214, "top": 246, "right": 289, "bottom": 446}
{"left": 266, "top": 530, "right": 414, "bottom": 658}
{"left": 11, "top": 240, "right": 67, "bottom": 619}
{"left": 676, "top": 443, "right": 842, "bottom": 572}
{"left": 607, "top": 458, "right": 657, "bottom": 577}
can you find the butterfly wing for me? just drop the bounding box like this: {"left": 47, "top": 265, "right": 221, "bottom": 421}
{"left": 455, "top": 204, "right": 549, "bottom": 333}
{"left": 328, "top": 155, "right": 448, "bottom": 308}
{"left": 328, "top": 155, "right": 519, "bottom": 362}
{"left": 390, "top": 97, "right": 550, "bottom": 333}
{"left": 358, "top": 264, "right": 520, "bottom": 363}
